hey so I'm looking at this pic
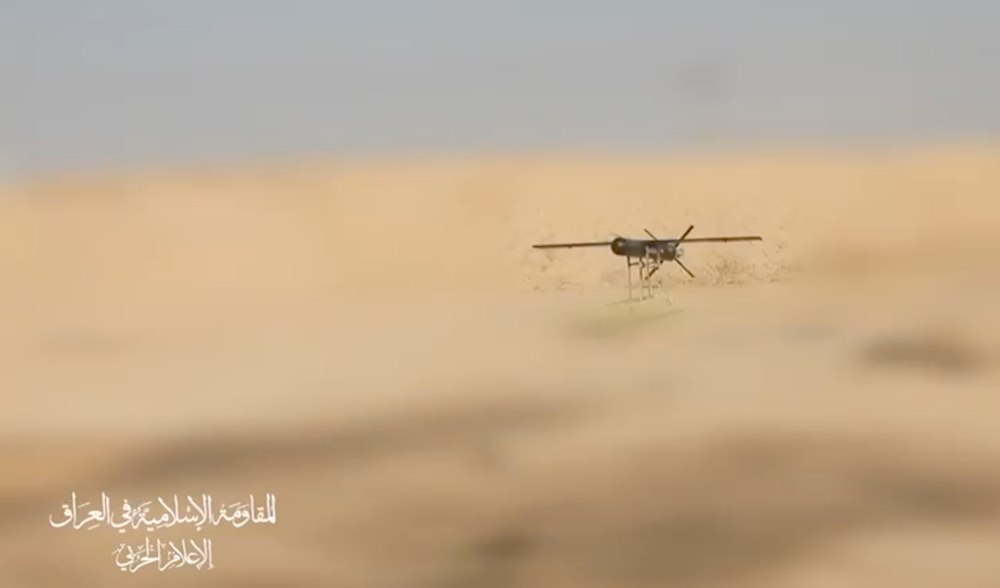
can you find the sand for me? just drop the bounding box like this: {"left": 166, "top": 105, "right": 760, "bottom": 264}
{"left": 2, "top": 145, "right": 1000, "bottom": 587}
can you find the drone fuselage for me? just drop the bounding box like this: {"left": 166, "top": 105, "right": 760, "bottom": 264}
{"left": 610, "top": 237, "right": 682, "bottom": 261}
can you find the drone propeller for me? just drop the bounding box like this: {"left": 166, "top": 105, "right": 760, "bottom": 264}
{"left": 644, "top": 225, "right": 698, "bottom": 278}
{"left": 674, "top": 258, "right": 695, "bottom": 278}
{"left": 674, "top": 224, "right": 696, "bottom": 277}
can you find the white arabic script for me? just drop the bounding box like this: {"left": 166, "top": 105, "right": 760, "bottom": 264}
{"left": 49, "top": 493, "right": 276, "bottom": 532}
{"left": 113, "top": 537, "right": 214, "bottom": 572}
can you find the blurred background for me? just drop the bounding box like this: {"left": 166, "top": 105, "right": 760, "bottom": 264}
{"left": 2, "top": 1, "right": 1000, "bottom": 587}
{"left": 4, "top": 0, "right": 1000, "bottom": 177}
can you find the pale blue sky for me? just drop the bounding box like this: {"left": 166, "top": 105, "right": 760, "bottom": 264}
{"left": 3, "top": 0, "right": 999, "bottom": 176}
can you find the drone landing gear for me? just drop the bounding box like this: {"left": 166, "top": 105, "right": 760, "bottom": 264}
{"left": 625, "top": 256, "right": 665, "bottom": 303}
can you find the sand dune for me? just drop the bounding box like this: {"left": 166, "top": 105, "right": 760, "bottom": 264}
{"left": 2, "top": 145, "right": 1000, "bottom": 587}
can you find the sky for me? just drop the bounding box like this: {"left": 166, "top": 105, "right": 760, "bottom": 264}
{"left": 3, "top": 0, "right": 999, "bottom": 176}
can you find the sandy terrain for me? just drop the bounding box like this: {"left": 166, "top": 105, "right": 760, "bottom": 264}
{"left": 2, "top": 145, "right": 1000, "bottom": 587}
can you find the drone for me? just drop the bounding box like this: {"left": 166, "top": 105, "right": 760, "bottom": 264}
{"left": 532, "top": 225, "right": 762, "bottom": 301}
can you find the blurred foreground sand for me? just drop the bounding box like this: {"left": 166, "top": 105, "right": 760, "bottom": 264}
{"left": 2, "top": 146, "right": 1000, "bottom": 587}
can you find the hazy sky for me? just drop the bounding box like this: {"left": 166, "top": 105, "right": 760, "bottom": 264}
{"left": 3, "top": 0, "right": 999, "bottom": 176}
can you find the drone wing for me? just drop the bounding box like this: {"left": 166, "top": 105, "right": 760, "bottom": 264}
{"left": 532, "top": 241, "right": 613, "bottom": 249}
{"left": 669, "top": 236, "right": 762, "bottom": 243}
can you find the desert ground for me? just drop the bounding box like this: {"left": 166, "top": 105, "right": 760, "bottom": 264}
{"left": 1, "top": 145, "right": 1000, "bottom": 587}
